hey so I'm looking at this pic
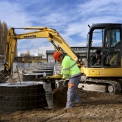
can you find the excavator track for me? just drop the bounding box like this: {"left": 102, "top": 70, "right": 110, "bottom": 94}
{"left": 106, "top": 80, "right": 121, "bottom": 93}
{"left": 79, "top": 77, "right": 122, "bottom": 94}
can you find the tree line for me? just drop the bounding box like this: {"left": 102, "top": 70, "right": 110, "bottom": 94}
{"left": 0, "top": 20, "right": 18, "bottom": 57}
{"left": 0, "top": 20, "right": 44, "bottom": 58}
{"left": 0, "top": 20, "right": 8, "bottom": 56}
{"left": 20, "top": 51, "right": 44, "bottom": 57}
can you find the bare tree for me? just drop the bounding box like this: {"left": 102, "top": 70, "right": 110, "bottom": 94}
{"left": 0, "top": 21, "right": 2, "bottom": 55}
{"left": 3, "top": 21, "right": 8, "bottom": 55}
{"left": 20, "top": 50, "right": 31, "bottom": 57}
{"left": 0, "top": 20, "right": 8, "bottom": 55}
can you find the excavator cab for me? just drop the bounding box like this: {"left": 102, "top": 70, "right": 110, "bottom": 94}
{"left": 87, "top": 23, "right": 121, "bottom": 68}
{"left": 79, "top": 23, "right": 122, "bottom": 94}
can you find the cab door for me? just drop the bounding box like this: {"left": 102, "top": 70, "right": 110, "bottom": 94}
{"left": 102, "top": 28, "right": 121, "bottom": 67}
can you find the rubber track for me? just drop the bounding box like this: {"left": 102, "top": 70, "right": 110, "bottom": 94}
{"left": 84, "top": 78, "right": 122, "bottom": 94}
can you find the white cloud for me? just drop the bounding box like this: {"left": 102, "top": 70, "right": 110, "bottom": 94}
{"left": 1, "top": 0, "right": 122, "bottom": 57}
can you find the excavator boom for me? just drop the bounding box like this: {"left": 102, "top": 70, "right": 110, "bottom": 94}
{"left": 5, "top": 27, "right": 78, "bottom": 72}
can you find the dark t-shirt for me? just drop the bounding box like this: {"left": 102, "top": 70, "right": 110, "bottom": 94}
{"left": 96, "top": 48, "right": 102, "bottom": 55}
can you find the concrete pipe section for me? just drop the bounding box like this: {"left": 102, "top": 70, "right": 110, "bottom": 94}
{"left": 0, "top": 81, "right": 47, "bottom": 113}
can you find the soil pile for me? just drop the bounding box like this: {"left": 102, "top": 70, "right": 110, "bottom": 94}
{"left": 0, "top": 87, "right": 122, "bottom": 122}
{"left": 53, "top": 86, "right": 68, "bottom": 107}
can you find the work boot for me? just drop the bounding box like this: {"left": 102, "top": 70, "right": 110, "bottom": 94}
{"left": 44, "top": 106, "right": 53, "bottom": 110}
{"left": 73, "top": 102, "right": 81, "bottom": 107}
{"left": 64, "top": 107, "right": 72, "bottom": 110}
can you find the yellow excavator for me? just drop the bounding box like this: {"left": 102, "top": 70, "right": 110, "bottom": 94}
{"left": 1, "top": 23, "right": 122, "bottom": 94}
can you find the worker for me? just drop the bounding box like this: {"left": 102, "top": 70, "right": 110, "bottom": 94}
{"left": 95, "top": 44, "right": 103, "bottom": 64}
{"left": 53, "top": 51, "right": 82, "bottom": 109}
{"left": 95, "top": 48, "right": 102, "bottom": 64}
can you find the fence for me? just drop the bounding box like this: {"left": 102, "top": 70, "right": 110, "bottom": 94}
{"left": 13, "top": 62, "right": 55, "bottom": 70}
{"left": 0, "top": 62, "right": 62, "bottom": 77}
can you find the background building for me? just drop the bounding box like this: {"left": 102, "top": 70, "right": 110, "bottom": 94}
{"left": 46, "top": 47, "right": 87, "bottom": 63}
{"left": 14, "top": 56, "right": 46, "bottom": 63}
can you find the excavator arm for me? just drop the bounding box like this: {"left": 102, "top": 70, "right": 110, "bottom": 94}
{"left": 5, "top": 27, "right": 79, "bottom": 73}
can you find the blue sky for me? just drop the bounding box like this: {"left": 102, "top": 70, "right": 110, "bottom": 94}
{"left": 0, "top": 0, "right": 122, "bottom": 57}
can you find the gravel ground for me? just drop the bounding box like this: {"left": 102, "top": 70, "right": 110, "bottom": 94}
{"left": 1, "top": 63, "right": 122, "bottom": 122}
{"left": 0, "top": 87, "right": 122, "bottom": 122}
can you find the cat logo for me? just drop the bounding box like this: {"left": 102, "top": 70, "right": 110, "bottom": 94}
{"left": 24, "top": 35, "right": 36, "bottom": 38}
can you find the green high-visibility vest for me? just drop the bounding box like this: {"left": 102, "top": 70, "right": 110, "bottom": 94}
{"left": 61, "top": 56, "right": 81, "bottom": 79}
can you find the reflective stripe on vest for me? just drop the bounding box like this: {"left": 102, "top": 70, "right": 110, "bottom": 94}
{"left": 62, "top": 62, "right": 76, "bottom": 71}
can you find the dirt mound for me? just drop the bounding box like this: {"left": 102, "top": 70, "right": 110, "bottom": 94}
{"left": 53, "top": 86, "right": 122, "bottom": 107}
{"left": 1, "top": 87, "right": 122, "bottom": 122}
{"left": 53, "top": 86, "right": 68, "bottom": 107}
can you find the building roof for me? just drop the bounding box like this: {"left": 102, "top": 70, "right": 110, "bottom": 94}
{"left": 46, "top": 48, "right": 87, "bottom": 54}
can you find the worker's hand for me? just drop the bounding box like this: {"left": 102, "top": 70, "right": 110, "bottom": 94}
{"left": 57, "top": 73, "right": 62, "bottom": 76}
{"left": 61, "top": 78, "right": 65, "bottom": 80}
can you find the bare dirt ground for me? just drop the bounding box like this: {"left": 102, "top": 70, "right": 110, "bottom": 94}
{"left": 1, "top": 62, "right": 122, "bottom": 122}
{"left": 0, "top": 86, "right": 122, "bottom": 122}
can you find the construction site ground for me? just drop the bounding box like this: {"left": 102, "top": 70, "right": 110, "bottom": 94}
{"left": 0, "top": 63, "right": 122, "bottom": 122}
{"left": 0, "top": 86, "right": 122, "bottom": 122}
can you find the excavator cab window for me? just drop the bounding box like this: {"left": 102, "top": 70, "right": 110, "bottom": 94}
{"left": 103, "top": 28, "right": 121, "bottom": 67}
{"left": 88, "top": 28, "right": 104, "bottom": 67}
{"left": 88, "top": 26, "right": 121, "bottom": 68}
{"left": 105, "top": 29, "right": 120, "bottom": 48}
